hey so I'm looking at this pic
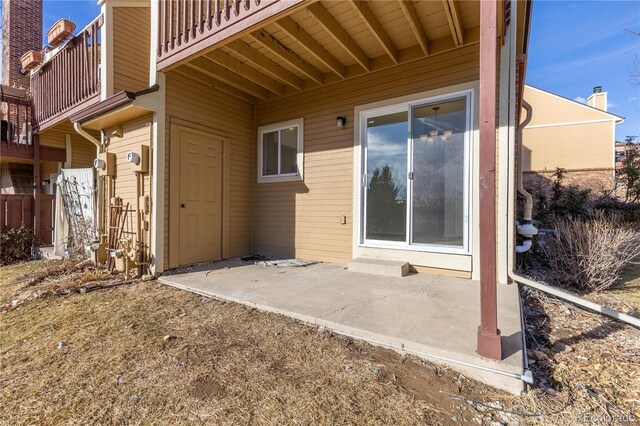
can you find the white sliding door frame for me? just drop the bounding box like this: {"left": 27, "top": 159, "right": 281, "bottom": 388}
{"left": 359, "top": 89, "right": 474, "bottom": 256}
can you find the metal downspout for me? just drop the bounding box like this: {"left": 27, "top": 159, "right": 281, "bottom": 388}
{"left": 73, "top": 122, "right": 103, "bottom": 237}
{"left": 74, "top": 122, "right": 101, "bottom": 150}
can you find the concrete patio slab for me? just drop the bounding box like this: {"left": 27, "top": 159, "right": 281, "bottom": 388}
{"left": 160, "top": 260, "right": 527, "bottom": 394}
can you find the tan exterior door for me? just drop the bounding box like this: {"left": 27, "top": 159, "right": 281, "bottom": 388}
{"left": 179, "top": 130, "right": 223, "bottom": 265}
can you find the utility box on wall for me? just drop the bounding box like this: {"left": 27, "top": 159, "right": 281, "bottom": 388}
{"left": 127, "top": 144, "right": 149, "bottom": 173}
{"left": 94, "top": 152, "right": 116, "bottom": 176}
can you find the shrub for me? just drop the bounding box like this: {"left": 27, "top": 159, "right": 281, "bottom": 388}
{"left": 524, "top": 168, "right": 592, "bottom": 228}
{"left": 593, "top": 195, "right": 640, "bottom": 226}
{"left": 541, "top": 212, "right": 640, "bottom": 292}
{"left": 0, "top": 228, "right": 35, "bottom": 265}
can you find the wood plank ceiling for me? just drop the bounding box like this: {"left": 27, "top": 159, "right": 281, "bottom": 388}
{"left": 174, "top": 0, "right": 487, "bottom": 103}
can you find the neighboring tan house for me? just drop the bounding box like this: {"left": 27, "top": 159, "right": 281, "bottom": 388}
{"left": 16, "top": 0, "right": 533, "bottom": 362}
{"left": 521, "top": 85, "right": 624, "bottom": 194}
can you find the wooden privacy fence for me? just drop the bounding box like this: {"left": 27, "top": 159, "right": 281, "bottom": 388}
{"left": 0, "top": 194, "right": 54, "bottom": 245}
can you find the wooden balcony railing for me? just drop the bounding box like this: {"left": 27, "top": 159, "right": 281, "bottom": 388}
{"left": 31, "top": 15, "right": 103, "bottom": 131}
{"left": 1, "top": 86, "right": 34, "bottom": 159}
{"left": 157, "top": 0, "right": 305, "bottom": 70}
{"left": 0, "top": 129, "right": 35, "bottom": 159}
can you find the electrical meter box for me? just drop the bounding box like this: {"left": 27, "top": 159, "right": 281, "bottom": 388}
{"left": 95, "top": 152, "right": 115, "bottom": 176}
{"left": 139, "top": 195, "right": 150, "bottom": 214}
{"left": 128, "top": 145, "right": 149, "bottom": 173}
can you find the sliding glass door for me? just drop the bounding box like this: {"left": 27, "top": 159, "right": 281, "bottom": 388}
{"left": 364, "top": 110, "right": 408, "bottom": 243}
{"left": 361, "top": 91, "right": 471, "bottom": 253}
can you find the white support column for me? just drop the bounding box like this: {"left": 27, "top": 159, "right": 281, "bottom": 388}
{"left": 99, "top": 0, "right": 114, "bottom": 99}
{"left": 151, "top": 73, "right": 166, "bottom": 274}
{"left": 497, "top": 0, "right": 517, "bottom": 285}
{"left": 149, "top": 0, "right": 165, "bottom": 273}
{"left": 64, "top": 133, "right": 72, "bottom": 168}
{"left": 149, "top": 0, "right": 158, "bottom": 85}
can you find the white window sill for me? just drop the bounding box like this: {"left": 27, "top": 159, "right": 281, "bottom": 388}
{"left": 257, "top": 174, "right": 303, "bottom": 183}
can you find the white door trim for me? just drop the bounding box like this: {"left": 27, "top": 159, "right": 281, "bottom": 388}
{"left": 352, "top": 81, "right": 480, "bottom": 273}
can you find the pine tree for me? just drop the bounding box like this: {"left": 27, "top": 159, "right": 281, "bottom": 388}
{"left": 616, "top": 136, "right": 640, "bottom": 203}
{"left": 367, "top": 165, "right": 405, "bottom": 239}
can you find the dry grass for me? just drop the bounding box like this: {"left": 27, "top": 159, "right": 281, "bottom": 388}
{"left": 0, "top": 260, "right": 53, "bottom": 301}
{"left": 1, "top": 260, "right": 123, "bottom": 312}
{"left": 1, "top": 261, "right": 502, "bottom": 426}
{"left": 2, "top": 261, "right": 639, "bottom": 425}
{"left": 611, "top": 262, "right": 640, "bottom": 310}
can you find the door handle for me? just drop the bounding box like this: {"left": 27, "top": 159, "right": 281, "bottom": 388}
{"left": 180, "top": 203, "right": 186, "bottom": 208}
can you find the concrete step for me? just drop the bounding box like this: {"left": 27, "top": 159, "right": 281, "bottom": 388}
{"left": 347, "top": 258, "right": 410, "bottom": 277}
{"left": 34, "top": 246, "right": 62, "bottom": 260}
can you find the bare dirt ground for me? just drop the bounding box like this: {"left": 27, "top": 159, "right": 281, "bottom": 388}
{"left": 1, "top": 260, "right": 638, "bottom": 425}
{"left": 521, "top": 287, "right": 639, "bottom": 425}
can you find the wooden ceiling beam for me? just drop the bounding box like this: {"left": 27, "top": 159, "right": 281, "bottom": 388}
{"left": 306, "top": 2, "right": 370, "bottom": 72}
{"left": 398, "top": 0, "right": 429, "bottom": 56}
{"left": 275, "top": 16, "right": 346, "bottom": 79}
{"left": 186, "top": 57, "right": 270, "bottom": 100}
{"left": 277, "top": 28, "right": 480, "bottom": 99}
{"left": 172, "top": 66, "right": 256, "bottom": 103}
{"left": 443, "top": 0, "right": 464, "bottom": 45}
{"left": 351, "top": 1, "right": 399, "bottom": 64}
{"left": 250, "top": 30, "right": 324, "bottom": 84}
{"left": 225, "top": 39, "right": 304, "bottom": 91}
{"left": 203, "top": 50, "right": 286, "bottom": 96}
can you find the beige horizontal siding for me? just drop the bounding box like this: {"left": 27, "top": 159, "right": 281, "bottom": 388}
{"left": 70, "top": 134, "right": 96, "bottom": 168}
{"left": 164, "top": 71, "right": 255, "bottom": 268}
{"left": 522, "top": 86, "right": 616, "bottom": 172}
{"left": 40, "top": 161, "right": 59, "bottom": 180}
{"left": 38, "top": 131, "right": 65, "bottom": 149}
{"left": 37, "top": 127, "right": 97, "bottom": 171}
{"left": 113, "top": 7, "right": 150, "bottom": 93}
{"left": 524, "top": 85, "right": 614, "bottom": 127}
{"left": 254, "top": 44, "right": 480, "bottom": 263}
{"left": 104, "top": 116, "right": 153, "bottom": 247}
{"left": 522, "top": 121, "right": 615, "bottom": 171}
{"left": 163, "top": 44, "right": 484, "bottom": 268}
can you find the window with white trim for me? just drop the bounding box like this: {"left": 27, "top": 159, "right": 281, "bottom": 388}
{"left": 257, "top": 118, "right": 304, "bottom": 183}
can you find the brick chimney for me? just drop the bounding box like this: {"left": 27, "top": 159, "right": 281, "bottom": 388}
{"left": 587, "top": 85, "right": 607, "bottom": 112}
{"left": 1, "top": 0, "right": 43, "bottom": 88}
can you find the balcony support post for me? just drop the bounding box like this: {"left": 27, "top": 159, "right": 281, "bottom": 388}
{"left": 477, "top": 0, "right": 502, "bottom": 360}
{"left": 33, "top": 133, "right": 41, "bottom": 245}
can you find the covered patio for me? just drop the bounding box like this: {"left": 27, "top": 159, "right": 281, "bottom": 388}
{"left": 157, "top": 0, "right": 532, "bottom": 377}
{"left": 160, "top": 260, "right": 527, "bottom": 394}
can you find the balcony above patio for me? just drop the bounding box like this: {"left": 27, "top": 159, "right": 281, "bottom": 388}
{"left": 157, "top": 0, "right": 308, "bottom": 70}
{"left": 30, "top": 15, "right": 103, "bottom": 132}
{"left": 1, "top": 86, "right": 34, "bottom": 160}
{"left": 157, "top": 0, "right": 508, "bottom": 102}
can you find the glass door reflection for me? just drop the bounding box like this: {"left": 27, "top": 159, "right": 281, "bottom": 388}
{"left": 364, "top": 111, "right": 408, "bottom": 242}
{"left": 411, "top": 98, "right": 466, "bottom": 247}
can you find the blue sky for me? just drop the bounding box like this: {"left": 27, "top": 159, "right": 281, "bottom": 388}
{"left": 526, "top": 0, "right": 640, "bottom": 141}
{"left": 41, "top": 1, "right": 100, "bottom": 41}
{"left": 5, "top": 1, "right": 640, "bottom": 140}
